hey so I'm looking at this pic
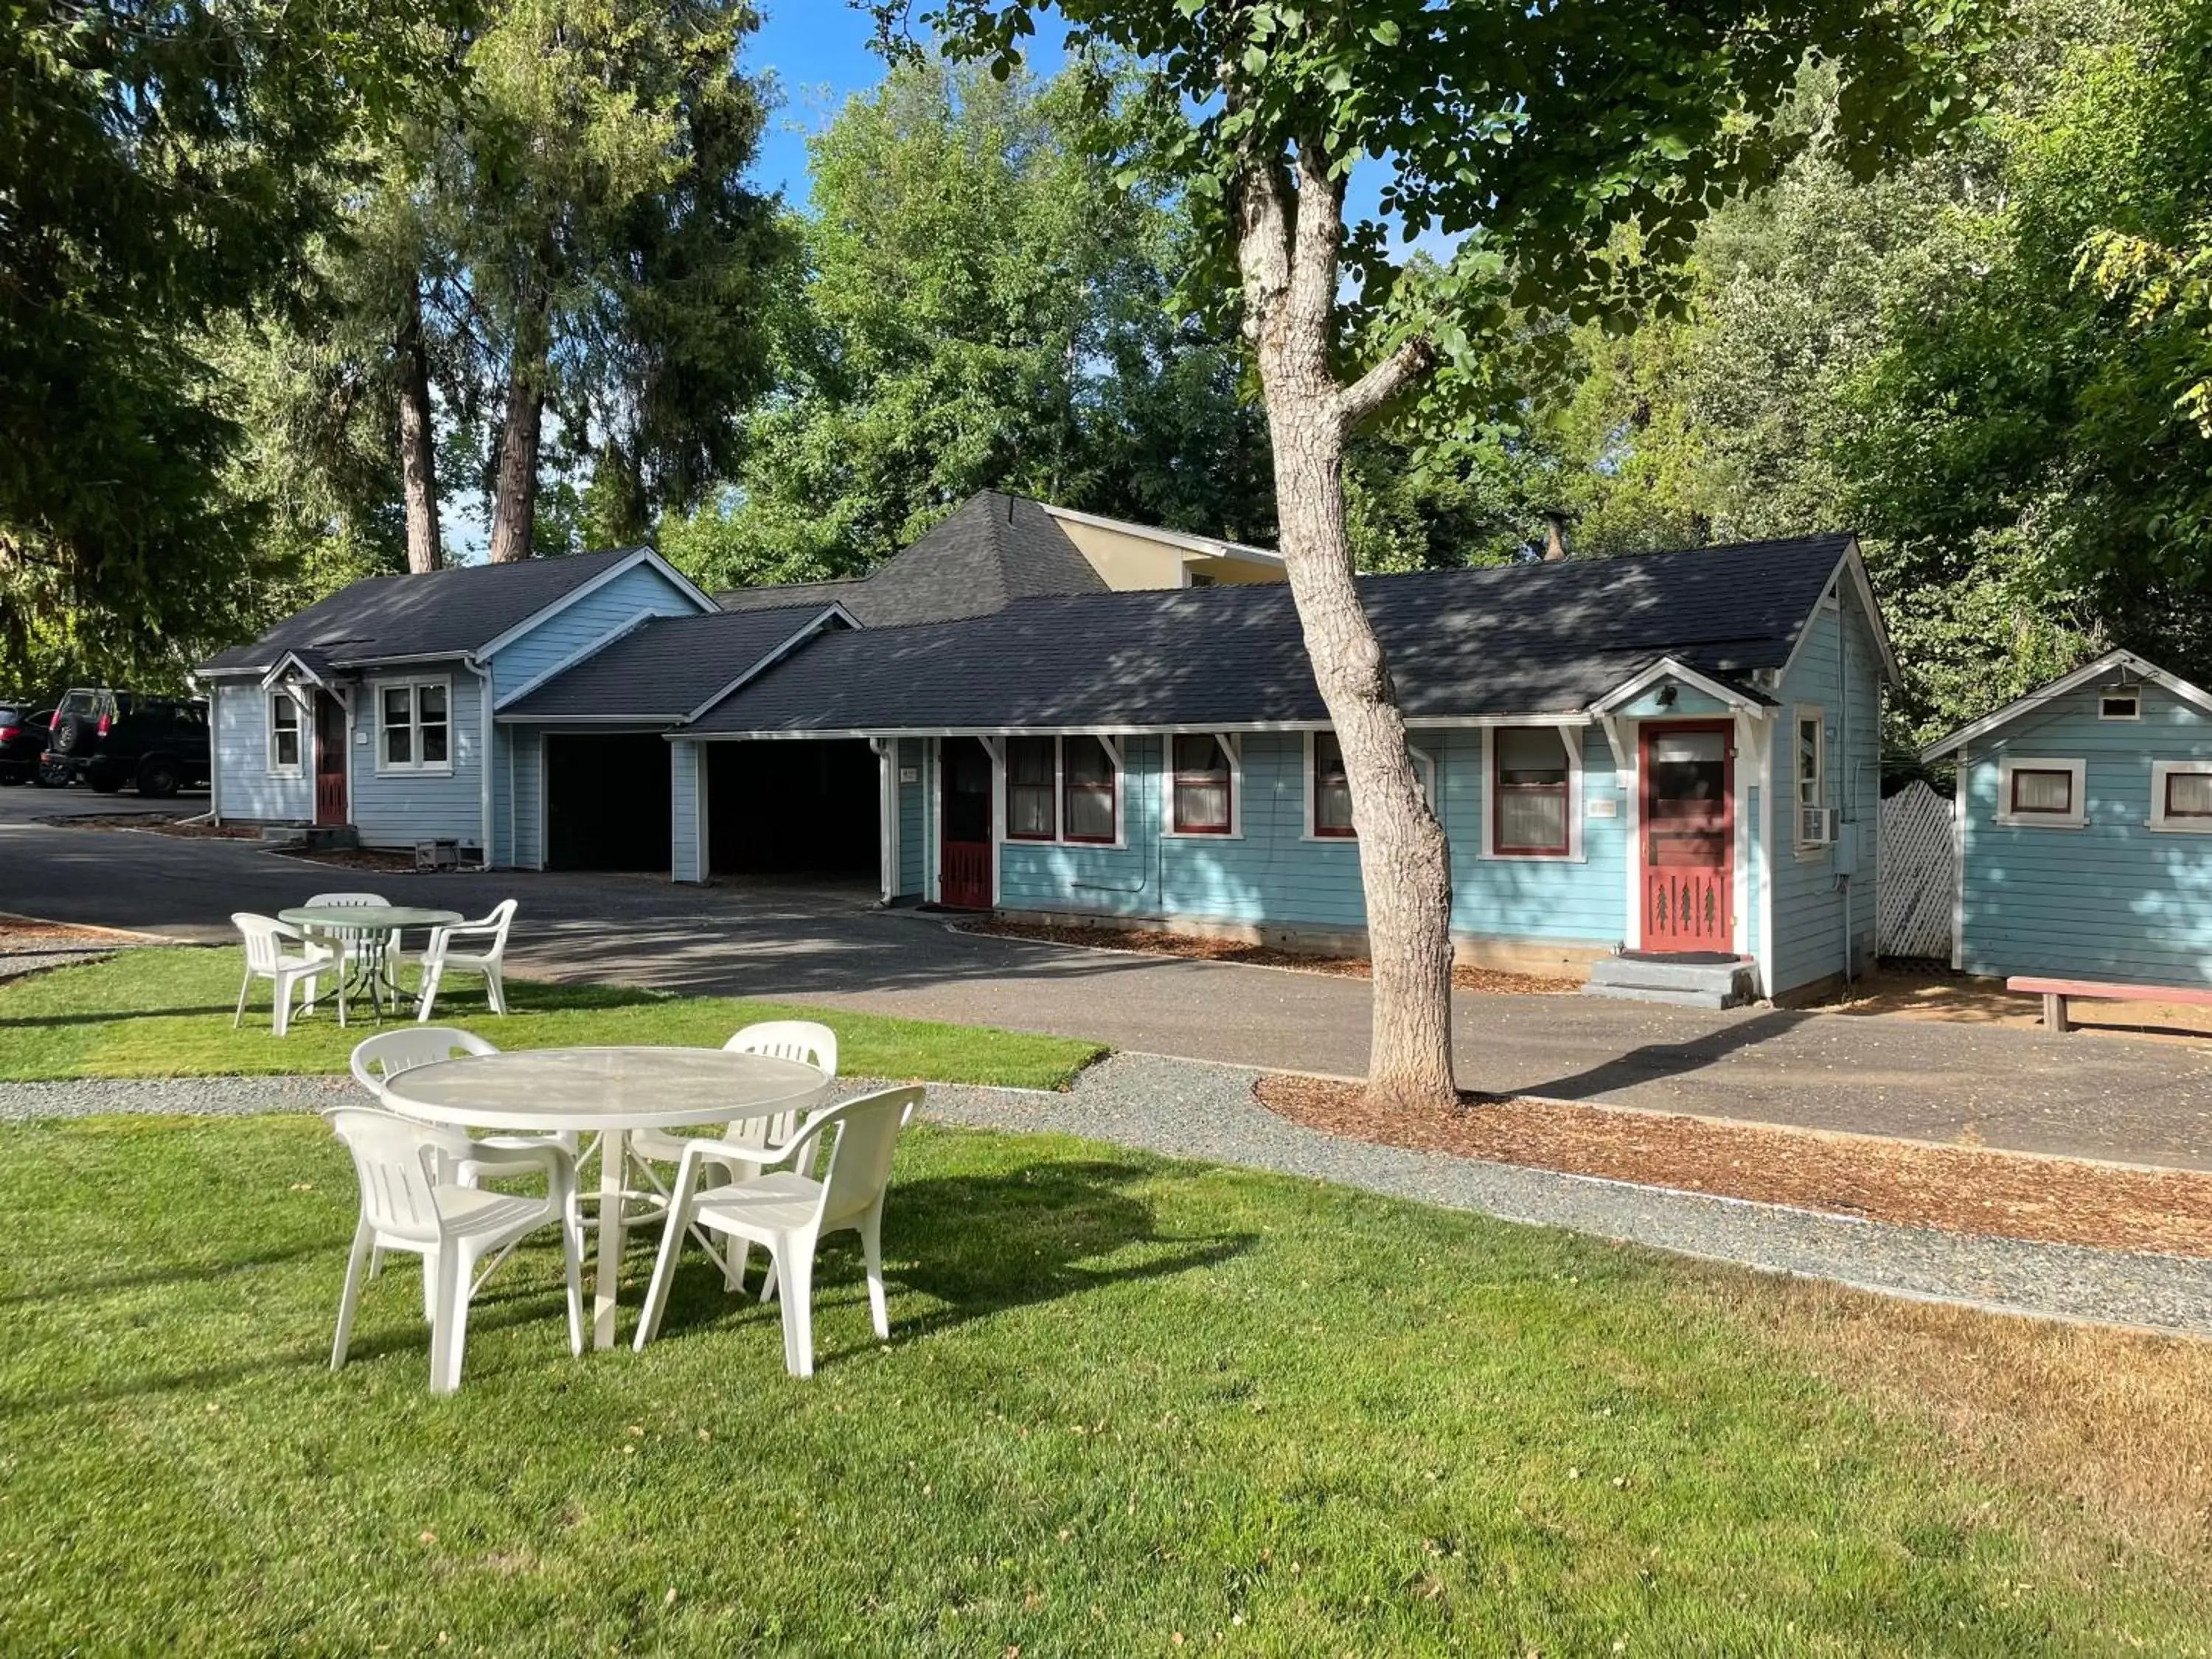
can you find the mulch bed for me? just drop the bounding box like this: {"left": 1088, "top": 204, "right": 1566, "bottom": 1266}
{"left": 275, "top": 846, "right": 438, "bottom": 873}
{"left": 959, "top": 919, "right": 1579, "bottom": 997}
{"left": 45, "top": 813, "right": 260, "bottom": 840}
{"left": 0, "top": 916, "right": 149, "bottom": 956}
{"left": 1255, "top": 1074, "right": 2212, "bottom": 1260}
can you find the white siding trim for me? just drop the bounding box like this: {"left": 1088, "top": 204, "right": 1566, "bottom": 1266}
{"left": 2147, "top": 759, "right": 2212, "bottom": 832}
{"left": 1950, "top": 745, "right": 1967, "bottom": 970}
{"left": 369, "top": 675, "right": 456, "bottom": 775}
{"left": 1159, "top": 731, "right": 1244, "bottom": 839}
{"left": 1478, "top": 723, "right": 1584, "bottom": 863}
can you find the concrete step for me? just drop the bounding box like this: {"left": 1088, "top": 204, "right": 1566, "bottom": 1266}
{"left": 1582, "top": 952, "right": 1759, "bottom": 1009}
{"left": 1579, "top": 982, "right": 1738, "bottom": 1011}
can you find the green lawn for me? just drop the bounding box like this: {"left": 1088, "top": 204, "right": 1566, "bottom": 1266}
{"left": 0, "top": 947, "right": 1103, "bottom": 1090}
{"left": 0, "top": 1112, "right": 2204, "bottom": 1654}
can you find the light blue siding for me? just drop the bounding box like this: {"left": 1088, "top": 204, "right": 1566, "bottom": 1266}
{"left": 350, "top": 664, "right": 486, "bottom": 850}
{"left": 213, "top": 681, "right": 312, "bottom": 821}
{"left": 1959, "top": 681, "right": 2212, "bottom": 984}
{"left": 484, "top": 560, "right": 703, "bottom": 700}
{"left": 1612, "top": 684, "right": 1731, "bottom": 720}
{"left": 897, "top": 738, "right": 925, "bottom": 897}
{"left": 508, "top": 728, "right": 545, "bottom": 869}
{"left": 1769, "top": 583, "right": 1883, "bottom": 994}
{"left": 671, "top": 740, "right": 704, "bottom": 883}
{"left": 993, "top": 728, "right": 1624, "bottom": 951}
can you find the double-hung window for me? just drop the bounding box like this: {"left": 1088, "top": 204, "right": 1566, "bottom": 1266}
{"left": 379, "top": 679, "right": 451, "bottom": 772}
{"left": 1312, "top": 732, "right": 1354, "bottom": 838}
{"left": 1171, "top": 734, "right": 1235, "bottom": 834}
{"left": 1004, "top": 735, "right": 1121, "bottom": 844}
{"left": 1062, "top": 736, "right": 1117, "bottom": 843}
{"left": 268, "top": 694, "right": 302, "bottom": 773}
{"left": 1492, "top": 726, "right": 1570, "bottom": 856}
{"left": 1006, "top": 737, "right": 1057, "bottom": 840}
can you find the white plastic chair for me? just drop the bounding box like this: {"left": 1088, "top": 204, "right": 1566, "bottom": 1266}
{"left": 416, "top": 899, "right": 518, "bottom": 1021}
{"left": 326, "top": 1106, "right": 584, "bottom": 1396}
{"left": 232, "top": 913, "right": 341, "bottom": 1037}
{"left": 633, "top": 1084, "right": 922, "bottom": 1377}
{"left": 629, "top": 1021, "right": 838, "bottom": 1287}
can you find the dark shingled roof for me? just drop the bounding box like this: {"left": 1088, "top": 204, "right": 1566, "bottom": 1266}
{"left": 200, "top": 547, "right": 650, "bottom": 673}
{"left": 498, "top": 605, "right": 844, "bottom": 722}
{"left": 687, "top": 534, "right": 1855, "bottom": 734}
{"left": 713, "top": 491, "right": 1106, "bottom": 625}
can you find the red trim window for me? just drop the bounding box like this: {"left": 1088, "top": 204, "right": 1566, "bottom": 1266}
{"left": 2009, "top": 767, "right": 2074, "bottom": 817}
{"left": 1172, "top": 734, "right": 1234, "bottom": 833}
{"left": 1312, "top": 731, "right": 1353, "bottom": 836}
{"left": 1006, "top": 737, "right": 1056, "bottom": 840}
{"left": 1493, "top": 726, "right": 1570, "bottom": 855}
{"left": 1062, "top": 736, "right": 1117, "bottom": 843}
{"left": 2167, "top": 770, "right": 2212, "bottom": 820}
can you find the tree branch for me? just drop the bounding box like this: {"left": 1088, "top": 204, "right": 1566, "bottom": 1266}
{"left": 1337, "top": 334, "right": 1438, "bottom": 432}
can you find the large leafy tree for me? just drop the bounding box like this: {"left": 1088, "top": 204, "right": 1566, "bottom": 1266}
{"left": 892, "top": 0, "right": 1992, "bottom": 1107}
{"left": 665, "top": 58, "right": 1273, "bottom": 591}
{"left": 0, "top": 0, "right": 455, "bottom": 684}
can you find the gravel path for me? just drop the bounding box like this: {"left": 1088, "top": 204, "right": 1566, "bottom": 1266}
{"left": 5, "top": 1054, "right": 2207, "bottom": 1338}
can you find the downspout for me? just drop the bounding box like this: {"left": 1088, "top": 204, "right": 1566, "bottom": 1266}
{"left": 198, "top": 675, "right": 221, "bottom": 824}
{"left": 468, "top": 655, "right": 494, "bottom": 870}
{"left": 870, "top": 737, "right": 897, "bottom": 905}
{"left": 1836, "top": 597, "right": 1853, "bottom": 989}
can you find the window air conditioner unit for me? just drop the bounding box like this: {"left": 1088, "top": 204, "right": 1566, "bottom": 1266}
{"left": 1799, "top": 807, "right": 1838, "bottom": 846}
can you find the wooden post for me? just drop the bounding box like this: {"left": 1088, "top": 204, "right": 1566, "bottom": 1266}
{"left": 2042, "top": 991, "right": 2069, "bottom": 1034}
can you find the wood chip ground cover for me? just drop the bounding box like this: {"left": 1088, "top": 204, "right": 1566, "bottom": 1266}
{"left": 1256, "top": 1073, "right": 2212, "bottom": 1259}
{"left": 959, "top": 919, "right": 1579, "bottom": 996}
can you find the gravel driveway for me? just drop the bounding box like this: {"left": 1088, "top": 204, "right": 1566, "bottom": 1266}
{"left": 6, "top": 1056, "right": 2205, "bottom": 1339}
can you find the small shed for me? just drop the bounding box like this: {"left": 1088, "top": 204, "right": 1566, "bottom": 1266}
{"left": 1922, "top": 650, "right": 2212, "bottom": 984}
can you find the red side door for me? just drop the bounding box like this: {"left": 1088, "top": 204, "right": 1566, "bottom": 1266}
{"left": 313, "top": 692, "right": 349, "bottom": 827}
{"left": 1641, "top": 722, "right": 1733, "bottom": 950}
{"left": 939, "top": 737, "right": 993, "bottom": 909}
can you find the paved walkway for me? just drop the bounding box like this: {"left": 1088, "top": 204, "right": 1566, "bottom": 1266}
{"left": 7, "top": 797, "right": 2212, "bottom": 1169}
{"left": 4, "top": 1058, "right": 2207, "bottom": 1338}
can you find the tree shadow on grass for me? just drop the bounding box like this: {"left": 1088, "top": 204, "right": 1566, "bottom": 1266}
{"left": 0, "top": 1237, "right": 335, "bottom": 1310}
{"left": 644, "top": 1158, "right": 1256, "bottom": 1364}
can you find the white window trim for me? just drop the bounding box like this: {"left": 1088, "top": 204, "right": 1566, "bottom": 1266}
{"left": 1299, "top": 730, "right": 1436, "bottom": 842}
{"left": 1161, "top": 731, "right": 1243, "bottom": 839}
{"left": 1479, "top": 724, "right": 1584, "bottom": 862}
{"left": 2098, "top": 690, "right": 2143, "bottom": 721}
{"left": 266, "top": 688, "right": 305, "bottom": 776}
{"left": 1792, "top": 703, "right": 1829, "bottom": 858}
{"left": 1995, "top": 756, "right": 2087, "bottom": 829}
{"left": 374, "top": 675, "right": 456, "bottom": 775}
{"left": 1000, "top": 734, "right": 1127, "bottom": 851}
{"left": 2149, "top": 759, "right": 2212, "bottom": 832}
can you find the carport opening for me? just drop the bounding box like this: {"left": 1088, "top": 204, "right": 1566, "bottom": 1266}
{"left": 545, "top": 733, "right": 672, "bottom": 872}
{"left": 709, "top": 740, "right": 879, "bottom": 880}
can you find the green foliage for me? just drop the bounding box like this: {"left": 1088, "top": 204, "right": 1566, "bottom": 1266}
{"left": 664, "top": 59, "right": 1273, "bottom": 594}
{"left": 0, "top": 0, "right": 458, "bottom": 689}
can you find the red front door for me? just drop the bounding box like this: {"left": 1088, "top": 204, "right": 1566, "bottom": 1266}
{"left": 1641, "top": 722, "right": 1733, "bottom": 950}
{"left": 939, "top": 737, "right": 992, "bottom": 909}
{"left": 313, "top": 692, "right": 348, "bottom": 827}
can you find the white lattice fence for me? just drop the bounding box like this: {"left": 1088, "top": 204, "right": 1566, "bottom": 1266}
{"left": 1879, "top": 781, "right": 1955, "bottom": 960}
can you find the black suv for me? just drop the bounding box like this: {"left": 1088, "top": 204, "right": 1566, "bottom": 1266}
{"left": 44, "top": 689, "right": 211, "bottom": 798}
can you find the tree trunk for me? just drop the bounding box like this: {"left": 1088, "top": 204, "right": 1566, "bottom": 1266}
{"left": 397, "top": 278, "right": 441, "bottom": 574}
{"left": 1236, "top": 143, "right": 1456, "bottom": 1109}
{"left": 487, "top": 296, "right": 549, "bottom": 564}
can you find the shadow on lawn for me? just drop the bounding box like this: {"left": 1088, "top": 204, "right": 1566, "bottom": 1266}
{"left": 0, "top": 977, "right": 664, "bottom": 1032}
{"left": 647, "top": 1158, "right": 1256, "bottom": 1362}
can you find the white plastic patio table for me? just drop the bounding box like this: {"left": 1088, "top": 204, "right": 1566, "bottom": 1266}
{"left": 379, "top": 1046, "right": 832, "bottom": 1349}
{"left": 277, "top": 904, "right": 463, "bottom": 1023}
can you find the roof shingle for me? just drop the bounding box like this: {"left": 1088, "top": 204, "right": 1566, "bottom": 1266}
{"left": 686, "top": 534, "right": 1854, "bottom": 734}
{"left": 498, "top": 605, "right": 843, "bottom": 722}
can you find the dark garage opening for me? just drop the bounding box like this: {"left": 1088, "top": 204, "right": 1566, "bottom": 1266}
{"left": 709, "top": 740, "right": 879, "bottom": 879}
{"left": 545, "top": 732, "right": 672, "bottom": 872}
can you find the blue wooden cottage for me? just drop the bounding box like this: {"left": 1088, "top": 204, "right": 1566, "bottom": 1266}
{"left": 1923, "top": 650, "right": 2212, "bottom": 985}
{"left": 200, "top": 491, "right": 1896, "bottom": 1005}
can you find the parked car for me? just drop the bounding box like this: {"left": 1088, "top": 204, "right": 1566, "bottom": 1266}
{"left": 42, "top": 689, "right": 211, "bottom": 797}
{"left": 0, "top": 704, "right": 58, "bottom": 785}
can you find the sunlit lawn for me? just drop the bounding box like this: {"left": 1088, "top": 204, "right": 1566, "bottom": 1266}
{"left": 1, "top": 1111, "right": 2205, "bottom": 1655}
{"left": 0, "top": 947, "right": 1103, "bottom": 1091}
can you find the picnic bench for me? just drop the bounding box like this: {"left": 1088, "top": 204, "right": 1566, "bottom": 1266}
{"left": 2007, "top": 975, "right": 2212, "bottom": 1034}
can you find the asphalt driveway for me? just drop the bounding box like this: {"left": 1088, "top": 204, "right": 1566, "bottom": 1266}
{"left": 7, "top": 788, "right": 2212, "bottom": 1169}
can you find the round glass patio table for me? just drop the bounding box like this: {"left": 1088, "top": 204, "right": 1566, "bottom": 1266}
{"left": 380, "top": 1046, "right": 832, "bottom": 1349}
{"left": 277, "top": 905, "right": 462, "bottom": 1025}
